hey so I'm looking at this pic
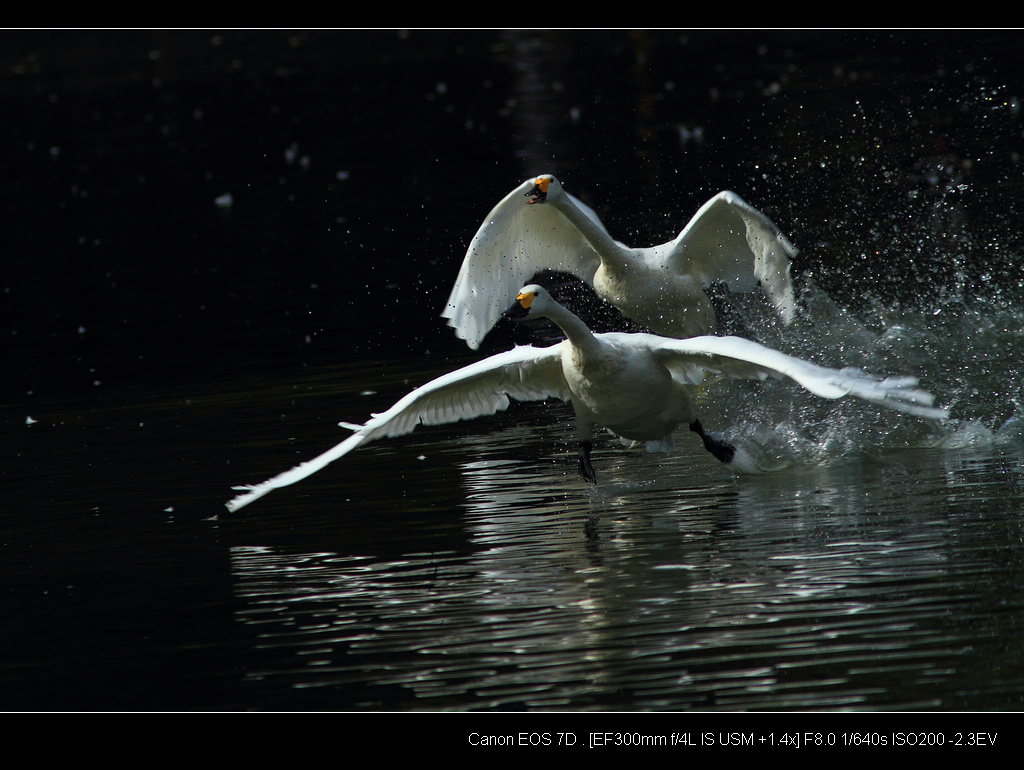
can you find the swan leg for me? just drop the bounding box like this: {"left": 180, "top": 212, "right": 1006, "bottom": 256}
{"left": 578, "top": 440, "right": 597, "bottom": 484}
{"left": 689, "top": 420, "right": 736, "bottom": 464}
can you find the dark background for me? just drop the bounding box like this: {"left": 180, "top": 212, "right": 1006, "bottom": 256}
{"left": 5, "top": 30, "right": 1021, "bottom": 401}
{"left": 2, "top": 29, "right": 1022, "bottom": 712}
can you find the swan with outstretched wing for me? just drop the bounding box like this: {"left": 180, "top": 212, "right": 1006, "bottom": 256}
{"left": 227, "top": 285, "right": 946, "bottom": 512}
{"left": 442, "top": 174, "right": 797, "bottom": 349}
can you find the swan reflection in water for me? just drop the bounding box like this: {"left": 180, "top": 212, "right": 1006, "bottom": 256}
{"left": 227, "top": 434, "right": 1020, "bottom": 711}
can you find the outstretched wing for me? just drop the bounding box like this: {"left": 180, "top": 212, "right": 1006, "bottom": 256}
{"left": 225, "top": 344, "right": 570, "bottom": 512}
{"left": 643, "top": 333, "right": 948, "bottom": 419}
{"left": 442, "top": 177, "right": 603, "bottom": 349}
{"left": 666, "top": 191, "right": 797, "bottom": 323}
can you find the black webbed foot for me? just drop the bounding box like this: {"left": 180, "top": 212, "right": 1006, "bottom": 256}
{"left": 689, "top": 420, "right": 736, "bottom": 464}
{"left": 578, "top": 440, "right": 597, "bottom": 484}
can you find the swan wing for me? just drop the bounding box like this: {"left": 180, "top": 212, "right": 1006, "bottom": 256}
{"left": 225, "top": 344, "right": 570, "bottom": 512}
{"left": 666, "top": 191, "right": 797, "bottom": 323}
{"left": 442, "top": 178, "right": 603, "bottom": 349}
{"left": 645, "top": 334, "right": 948, "bottom": 419}
{"left": 355, "top": 344, "right": 570, "bottom": 439}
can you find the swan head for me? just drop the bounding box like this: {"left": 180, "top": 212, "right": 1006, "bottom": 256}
{"left": 525, "top": 174, "right": 562, "bottom": 205}
{"left": 502, "top": 284, "right": 555, "bottom": 321}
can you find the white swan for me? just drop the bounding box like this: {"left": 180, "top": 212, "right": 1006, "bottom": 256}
{"left": 226, "top": 285, "right": 947, "bottom": 512}
{"left": 442, "top": 174, "right": 798, "bottom": 350}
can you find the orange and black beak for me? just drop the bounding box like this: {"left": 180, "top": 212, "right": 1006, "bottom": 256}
{"left": 502, "top": 291, "right": 535, "bottom": 320}
{"left": 525, "top": 177, "right": 549, "bottom": 204}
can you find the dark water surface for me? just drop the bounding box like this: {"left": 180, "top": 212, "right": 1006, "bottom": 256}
{"left": 3, "top": 30, "right": 1024, "bottom": 716}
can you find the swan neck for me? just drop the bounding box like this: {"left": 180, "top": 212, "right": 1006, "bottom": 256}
{"left": 546, "top": 301, "right": 598, "bottom": 349}
{"left": 553, "top": 194, "right": 621, "bottom": 258}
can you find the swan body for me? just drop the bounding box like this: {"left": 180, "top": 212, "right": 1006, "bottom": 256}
{"left": 442, "top": 174, "right": 798, "bottom": 349}
{"left": 226, "top": 286, "right": 947, "bottom": 512}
